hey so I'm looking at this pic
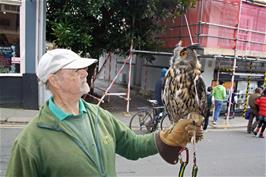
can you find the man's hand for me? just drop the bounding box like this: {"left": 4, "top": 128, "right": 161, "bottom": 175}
{"left": 159, "top": 112, "right": 204, "bottom": 147}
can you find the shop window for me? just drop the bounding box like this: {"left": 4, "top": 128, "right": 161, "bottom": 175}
{"left": 0, "top": 3, "right": 20, "bottom": 74}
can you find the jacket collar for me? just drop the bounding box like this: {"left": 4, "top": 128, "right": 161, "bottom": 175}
{"left": 36, "top": 102, "right": 62, "bottom": 131}
{"left": 36, "top": 99, "right": 96, "bottom": 131}
{"left": 48, "top": 97, "right": 87, "bottom": 121}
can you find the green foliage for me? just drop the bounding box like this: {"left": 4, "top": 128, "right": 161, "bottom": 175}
{"left": 51, "top": 22, "right": 92, "bottom": 55}
{"left": 46, "top": 0, "right": 196, "bottom": 57}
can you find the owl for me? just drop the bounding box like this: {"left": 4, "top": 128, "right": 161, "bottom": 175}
{"left": 162, "top": 43, "right": 207, "bottom": 122}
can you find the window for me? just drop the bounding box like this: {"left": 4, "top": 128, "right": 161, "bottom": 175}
{"left": 0, "top": 3, "right": 20, "bottom": 74}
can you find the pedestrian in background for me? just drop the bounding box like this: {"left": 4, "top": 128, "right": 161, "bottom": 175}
{"left": 247, "top": 87, "right": 262, "bottom": 133}
{"left": 145, "top": 68, "right": 168, "bottom": 131}
{"left": 212, "top": 80, "right": 226, "bottom": 125}
{"left": 154, "top": 68, "right": 168, "bottom": 116}
{"left": 203, "top": 86, "right": 213, "bottom": 131}
{"left": 253, "top": 88, "right": 266, "bottom": 138}
{"left": 5, "top": 49, "right": 203, "bottom": 177}
{"left": 226, "top": 90, "right": 237, "bottom": 119}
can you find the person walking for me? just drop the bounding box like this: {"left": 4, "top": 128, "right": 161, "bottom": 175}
{"left": 203, "top": 86, "right": 212, "bottom": 130}
{"left": 154, "top": 68, "right": 168, "bottom": 115}
{"left": 253, "top": 88, "right": 266, "bottom": 138}
{"left": 226, "top": 90, "right": 237, "bottom": 118}
{"left": 5, "top": 49, "right": 203, "bottom": 177}
{"left": 212, "top": 80, "right": 226, "bottom": 125}
{"left": 247, "top": 87, "right": 262, "bottom": 133}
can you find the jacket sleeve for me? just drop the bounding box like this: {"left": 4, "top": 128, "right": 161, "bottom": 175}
{"left": 5, "top": 141, "right": 39, "bottom": 177}
{"left": 103, "top": 110, "right": 158, "bottom": 160}
{"left": 255, "top": 98, "right": 260, "bottom": 105}
{"left": 223, "top": 88, "right": 226, "bottom": 100}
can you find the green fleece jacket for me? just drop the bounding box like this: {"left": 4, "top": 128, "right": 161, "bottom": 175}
{"left": 5, "top": 101, "right": 158, "bottom": 177}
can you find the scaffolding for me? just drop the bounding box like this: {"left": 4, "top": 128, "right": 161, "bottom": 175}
{"left": 95, "top": 44, "right": 133, "bottom": 113}
{"left": 160, "top": 0, "right": 266, "bottom": 57}
{"left": 160, "top": 0, "right": 266, "bottom": 125}
{"left": 225, "top": 0, "right": 243, "bottom": 125}
{"left": 92, "top": 45, "right": 172, "bottom": 112}
{"left": 94, "top": 46, "right": 172, "bottom": 113}
{"left": 93, "top": 0, "right": 266, "bottom": 113}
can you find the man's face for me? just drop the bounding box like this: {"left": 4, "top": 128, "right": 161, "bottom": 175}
{"left": 54, "top": 67, "right": 90, "bottom": 97}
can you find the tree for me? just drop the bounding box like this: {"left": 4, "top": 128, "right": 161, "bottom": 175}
{"left": 46, "top": 0, "right": 196, "bottom": 57}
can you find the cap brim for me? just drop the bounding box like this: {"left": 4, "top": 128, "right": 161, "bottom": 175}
{"left": 63, "top": 58, "right": 98, "bottom": 69}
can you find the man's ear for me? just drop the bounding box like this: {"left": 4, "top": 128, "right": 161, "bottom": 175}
{"left": 47, "top": 74, "right": 60, "bottom": 89}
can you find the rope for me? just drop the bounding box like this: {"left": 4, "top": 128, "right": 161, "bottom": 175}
{"left": 178, "top": 13, "right": 198, "bottom": 177}
{"left": 115, "top": 57, "right": 118, "bottom": 76}
{"left": 194, "top": 76, "right": 200, "bottom": 106}
{"left": 192, "top": 164, "right": 198, "bottom": 177}
{"left": 190, "top": 78, "right": 200, "bottom": 177}
{"left": 191, "top": 128, "right": 198, "bottom": 177}
{"left": 178, "top": 148, "right": 189, "bottom": 177}
{"left": 184, "top": 14, "right": 193, "bottom": 44}
{"left": 143, "top": 61, "right": 148, "bottom": 95}
{"left": 178, "top": 161, "right": 188, "bottom": 177}
{"left": 108, "top": 52, "right": 112, "bottom": 81}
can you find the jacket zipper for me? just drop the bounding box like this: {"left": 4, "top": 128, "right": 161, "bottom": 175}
{"left": 93, "top": 108, "right": 106, "bottom": 177}
{"left": 38, "top": 124, "right": 105, "bottom": 177}
{"left": 82, "top": 100, "right": 107, "bottom": 177}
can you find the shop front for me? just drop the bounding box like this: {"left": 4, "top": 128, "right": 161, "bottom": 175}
{"left": 0, "top": 2, "right": 20, "bottom": 74}
{"left": 0, "top": 0, "right": 45, "bottom": 109}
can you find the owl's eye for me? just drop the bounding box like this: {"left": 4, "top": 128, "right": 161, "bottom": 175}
{"left": 180, "top": 50, "right": 188, "bottom": 58}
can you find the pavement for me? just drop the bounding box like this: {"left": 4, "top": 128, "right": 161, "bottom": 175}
{"left": 0, "top": 107, "right": 248, "bottom": 129}
{"left": 0, "top": 79, "right": 249, "bottom": 129}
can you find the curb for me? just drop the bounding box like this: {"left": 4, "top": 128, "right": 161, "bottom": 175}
{"left": 0, "top": 120, "right": 28, "bottom": 125}
{"left": 209, "top": 124, "right": 246, "bottom": 129}
{"left": 0, "top": 120, "right": 247, "bottom": 130}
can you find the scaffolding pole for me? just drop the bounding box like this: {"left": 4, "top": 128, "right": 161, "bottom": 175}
{"left": 97, "top": 43, "right": 133, "bottom": 112}
{"left": 225, "top": 0, "right": 243, "bottom": 126}
{"left": 83, "top": 52, "right": 111, "bottom": 102}
{"left": 184, "top": 14, "right": 194, "bottom": 44}
{"left": 126, "top": 43, "right": 133, "bottom": 112}
{"left": 96, "top": 52, "right": 112, "bottom": 78}
{"left": 131, "top": 49, "right": 172, "bottom": 56}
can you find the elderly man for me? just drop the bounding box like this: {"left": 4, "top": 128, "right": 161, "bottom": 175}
{"left": 6, "top": 49, "right": 203, "bottom": 177}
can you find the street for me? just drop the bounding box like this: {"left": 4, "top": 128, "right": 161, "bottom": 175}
{"left": 0, "top": 125, "right": 265, "bottom": 177}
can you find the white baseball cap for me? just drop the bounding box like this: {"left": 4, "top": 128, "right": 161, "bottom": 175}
{"left": 36, "top": 49, "right": 98, "bottom": 83}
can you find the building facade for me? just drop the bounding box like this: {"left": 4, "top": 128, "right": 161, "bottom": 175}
{"left": 1, "top": 0, "right": 265, "bottom": 110}
{"left": 98, "top": 0, "right": 266, "bottom": 111}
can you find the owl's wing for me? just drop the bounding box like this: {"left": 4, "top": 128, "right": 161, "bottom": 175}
{"left": 162, "top": 67, "right": 197, "bottom": 122}
{"left": 162, "top": 68, "right": 185, "bottom": 122}
{"left": 195, "top": 76, "right": 208, "bottom": 118}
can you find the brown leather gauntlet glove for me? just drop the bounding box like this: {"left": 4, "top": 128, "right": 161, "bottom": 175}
{"left": 155, "top": 112, "right": 204, "bottom": 164}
